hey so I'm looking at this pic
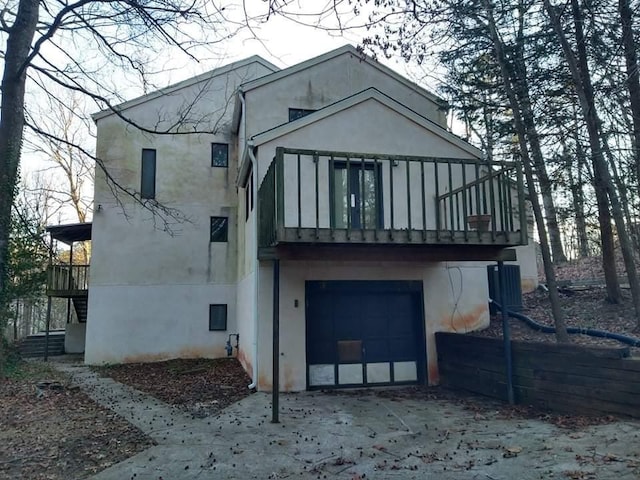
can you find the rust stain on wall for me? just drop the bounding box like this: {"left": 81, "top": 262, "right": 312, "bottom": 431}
{"left": 121, "top": 345, "right": 227, "bottom": 364}
{"left": 283, "top": 364, "right": 294, "bottom": 392}
{"left": 439, "top": 304, "right": 489, "bottom": 333}
{"left": 236, "top": 348, "right": 253, "bottom": 379}
{"left": 428, "top": 362, "right": 440, "bottom": 385}
{"left": 257, "top": 373, "right": 272, "bottom": 392}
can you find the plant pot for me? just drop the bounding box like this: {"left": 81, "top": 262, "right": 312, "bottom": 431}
{"left": 467, "top": 214, "right": 492, "bottom": 232}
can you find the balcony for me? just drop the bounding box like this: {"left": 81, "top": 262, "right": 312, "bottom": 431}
{"left": 46, "top": 264, "right": 90, "bottom": 297}
{"left": 258, "top": 147, "right": 527, "bottom": 260}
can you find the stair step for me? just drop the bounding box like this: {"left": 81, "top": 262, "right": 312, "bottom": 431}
{"left": 18, "top": 332, "right": 66, "bottom": 357}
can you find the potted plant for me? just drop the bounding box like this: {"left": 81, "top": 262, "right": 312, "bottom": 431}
{"left": 467, "top": 214, "right": 492, "bottom": 232}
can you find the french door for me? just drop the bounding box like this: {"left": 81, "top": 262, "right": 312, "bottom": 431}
{"left": 332, "top": 162, "right": 382, "bottom": 229}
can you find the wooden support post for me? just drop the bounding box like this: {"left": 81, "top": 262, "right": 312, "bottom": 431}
{"left": 66, "top": 243, "right": 73, "bottom": 323}
{"left": 44, "top": 235, "right": 54, "bottom": 361}
{"left": 271, "top": 259, "right": 280, "bottom": 423}
{"left": 498, "top": 260, "right": 515, "bottom": 405}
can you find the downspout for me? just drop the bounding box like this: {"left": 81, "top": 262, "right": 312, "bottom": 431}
{"left": 248, "top": 142, "right": 259, "bottom": 390}
{"left": 240, "top": 89, "right": 260, "bottom": 390}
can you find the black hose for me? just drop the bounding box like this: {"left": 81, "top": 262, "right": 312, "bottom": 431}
{"left": 489, "top": 298, "right": 640, "bottom": 348}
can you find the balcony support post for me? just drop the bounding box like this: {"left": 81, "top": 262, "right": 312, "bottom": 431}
{"left": 44, "top": 234, "right": 54, "bottom": 362}
{"left": 271, "top": 258, "right": 280, "bottom": 423}
{"left": 66, "top": 242, "right": 73, "bottom": 324}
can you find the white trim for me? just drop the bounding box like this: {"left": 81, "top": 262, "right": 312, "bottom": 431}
{"left": 240, "top": 44, "right": 446, "bottom": 108}
{"left": 250, "top": 88, "right": 483, "bottom": 158}
{"left": 92, "top": 56, "right": 279, "bottom": 122}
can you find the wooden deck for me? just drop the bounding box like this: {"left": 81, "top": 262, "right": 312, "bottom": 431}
{"left": 46, "top": 264, "right": 89, "bottom": 297}
{"left": 258, "top": 147, "right": 527, "bottom": 258}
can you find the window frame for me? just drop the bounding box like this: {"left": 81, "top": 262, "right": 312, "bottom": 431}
{"left": 211, "top": 143, "right": 229, "bottom": 167}
{"left": 209, "top": 304, "right": 227, "bottom": 331}
{"left": 210, "top": 216, "right": 229, "bottom": 242}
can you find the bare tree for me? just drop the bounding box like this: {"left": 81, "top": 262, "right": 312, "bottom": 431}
{"left": 544, "top": 0, "right": 640, "bottom": 323}
{"left": 25, "top": 91, "right": 94, "bottom": 224}
{"left": 0, "top": 0, "right": 257, "bottom": 370}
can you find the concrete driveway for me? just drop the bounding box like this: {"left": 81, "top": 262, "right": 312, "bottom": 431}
{"left": 56, "top": 362, "right": 640, "bottom": 480}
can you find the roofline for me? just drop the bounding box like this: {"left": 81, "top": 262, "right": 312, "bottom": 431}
{"left": 240, "top": 44, "right": 447, "bottom": 109}
{"left": 91, "top": 56, "right": 279, "bottom": 122}
{"left": 250, "top": 88, "right": 482, "bottom": 158}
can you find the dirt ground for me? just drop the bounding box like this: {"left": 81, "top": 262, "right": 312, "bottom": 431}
{"left": 94, "top": 357, "right": 253, "bottom": 418}
{"left": 476, "top": 287, "right": 640, "bottom": 353}
{"left": 0, "top": 360, "right": 154, "bottom": 480}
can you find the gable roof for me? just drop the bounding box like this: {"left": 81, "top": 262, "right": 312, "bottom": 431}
{"left": 250, "top": 87, "right": 483, "bottom": 158}
{"left": 92, "top": 56, "right": 279, "bottom": 122}
{"left": 239, "top": 45, "right": 447, "bottom": 109}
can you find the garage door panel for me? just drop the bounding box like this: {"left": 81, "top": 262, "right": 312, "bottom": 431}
{"left": 389, "top": 338, "right": 417, "bottom": 362}
{"left": 364, "top": 314, "right": 389, "bottom": 337}
{"left": 306, "top": 281, "right": 424, "bottom": 388}
{"left": 364, "top": 339, "right": 390, "bottom": 362}
{"left": 308, "top": 341, "right": 335, "bottom": 364}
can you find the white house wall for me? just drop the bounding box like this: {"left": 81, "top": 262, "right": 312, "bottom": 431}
{"left": 85, "top": 284, "right": 237, "bottom": 364}
{"left": 254, "top": 261, "right": 490, "bottom": 392}
{"left": 256, "top": 98, "right": 477, "bottom": 184}
{"left": 86, "top": 62, "right": 271, "bottom": 364}
{"left": 243, "top": 51, "right": 447, "bottom": 142}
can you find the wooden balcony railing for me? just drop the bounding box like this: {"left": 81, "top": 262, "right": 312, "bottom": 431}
{"left": 258, "top": 147, "right": 527, "bottom": 250}
{"left": 46, "top": 264, "right": 90, "bottom": 297}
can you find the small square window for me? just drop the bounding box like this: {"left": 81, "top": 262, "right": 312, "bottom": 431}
{"left": 211, "top": 143, "right": 228, "bottom": 167}
{"left": 210, "top": 216, "right": 228, "bottom": 242}
{"left": 209, "top": 304, "right": 227, "bottom": 331}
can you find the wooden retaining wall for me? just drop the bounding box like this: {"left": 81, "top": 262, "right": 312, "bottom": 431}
{"left": 436, "top": 332, "right": 640, "bottom": 417}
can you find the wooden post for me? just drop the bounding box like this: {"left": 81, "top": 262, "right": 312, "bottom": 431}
{"left": 271, "top": 259, "right": 280, "bottom": 423}
{"left": 66, "top": 242, "right": 73, "bottom": 323}
{"left": 44, "top": 235, "right": 54, "bottom": 361}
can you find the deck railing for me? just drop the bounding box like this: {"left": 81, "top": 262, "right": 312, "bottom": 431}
{"left": 258, "top": 147, "right": 527, "bottom": 248}
{"left": 47, "top": 264, "right": 90, "bottom": 296}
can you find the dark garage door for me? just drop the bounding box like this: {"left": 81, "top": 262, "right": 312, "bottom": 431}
{"left": 306, "top": 281, "right": 425, "bottom": 388}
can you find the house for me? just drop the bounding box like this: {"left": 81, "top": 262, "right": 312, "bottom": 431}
{"left": 48, "top": 46, "right": 537, "bottom": 389}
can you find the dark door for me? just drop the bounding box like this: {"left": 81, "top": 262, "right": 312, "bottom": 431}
{"left": 306, "top": 281, "right": 425, "bottom": 388}
{"left": 332, "top": 162, "right": 381, "bottom": 229}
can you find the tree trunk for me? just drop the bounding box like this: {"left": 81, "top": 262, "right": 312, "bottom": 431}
{"left": 0, "top": 0, "right": 40, "bottom": 374}
{"left": 545, "top": 0, "right": 640, "bottom": 323}
{"left": 482, "top": 0, "right": 569, "bottom": 343}
{"left": 512, "top": 54, "right": 567, "bottom": 264}
{"left": 602, "top": 131, "right": 638, "bottom": 253}
{"left": 13, "top": 299, "right": 19, "bottom": 341}
{"left": 569, "top": 136, "right": 590, "bottom": 258}
{"left": 619, "top": 0, "right": 640, "bottom": 188}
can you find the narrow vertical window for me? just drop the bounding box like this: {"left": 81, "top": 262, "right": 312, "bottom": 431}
{"left": 245, "top": 166, "right": 253, "bottom": 222}
{"left": 141, "top": 149, "right": 156, "bottom": 199}
{"left": 211, "top": 143, "right": 229, "bottom": 167}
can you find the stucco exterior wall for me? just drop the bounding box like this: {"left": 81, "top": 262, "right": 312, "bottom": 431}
{"left": 244, "top": 51, "right": 447, "bottom": 141}
{"left": 254, "top": 260, "right": 490, "bottom": 392}
{"left": 85, "top": 284, "right": 236, "bottom": 364}
{"left": 255, "top": 99, "right": 476, "bottom": 183}
{"left": 86, "top": 62, "right": 270, "bottom": 365}
{"left": 65, "top": 323, "right": 86, "bottom": 354}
